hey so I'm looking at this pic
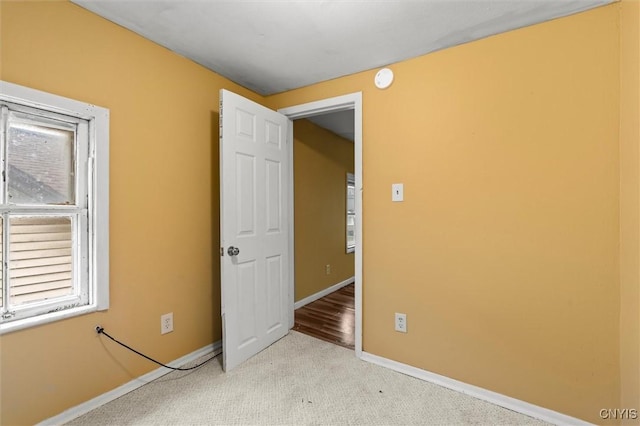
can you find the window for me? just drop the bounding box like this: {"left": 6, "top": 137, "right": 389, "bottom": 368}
{"left": 0, "top": 81, "right": 109, "bottom": 334}
{"left": 346, "top": 173, "right": 355, "bottom": 253}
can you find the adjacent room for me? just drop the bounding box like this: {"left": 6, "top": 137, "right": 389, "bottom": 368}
{"left": 291, "top": 112, "right": 356, "bottom": 350}
{"left": 0, "top": 1, "right": 638, "bottom": 425}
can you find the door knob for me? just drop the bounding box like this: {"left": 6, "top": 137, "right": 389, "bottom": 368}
{"left": 227, "top": 246, "right": 240, "bottom": 256}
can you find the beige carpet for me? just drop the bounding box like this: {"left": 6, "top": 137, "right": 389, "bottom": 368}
{"left": 67, "top": 331, "right": 547, "bottom": 425}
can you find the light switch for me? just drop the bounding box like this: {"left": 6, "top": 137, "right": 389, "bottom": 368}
{"left": 392, "top": 183, "right": 404, "bottom": 202}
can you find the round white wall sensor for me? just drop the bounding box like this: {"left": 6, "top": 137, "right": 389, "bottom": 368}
{"left": 374, "top": 68, "right": 394, "bottom": 89}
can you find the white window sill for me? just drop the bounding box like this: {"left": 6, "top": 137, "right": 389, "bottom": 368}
{"left": 0, "top": 305, "right": 99, "bottom": 335}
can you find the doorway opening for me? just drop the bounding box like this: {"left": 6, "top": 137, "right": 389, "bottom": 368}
{"left": 278, "top": 92, "right": 363, "bottom": 357}
{"left": 289, "top": 109, "right": 355, "bottom": 349}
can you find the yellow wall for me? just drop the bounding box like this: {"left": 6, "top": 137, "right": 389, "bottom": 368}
{"left": 620, "top": 0, "right": 640, "bottom": 418}
{"left": 269, "top": 5, "right": 623, "bottom": 423}
{"left": 0, "top": 2, "right": 262, "bottom": 424}
{"left": 1, "top": 1, "right": 636, "bottom": 425}
{"left": 293, "top": 119, "right": 354, "bottom": 301}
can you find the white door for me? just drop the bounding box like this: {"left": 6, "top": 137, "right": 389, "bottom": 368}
{"left": 220, "top": 89, "right": 290, "bottom": 372}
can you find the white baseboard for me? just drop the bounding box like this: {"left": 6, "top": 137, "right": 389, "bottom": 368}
{"left": 360, "top": 352, "right": 592, "bottom": 426}
{"left": 294, "top": 276, "right": 355, "bottom": 310}
{"left": 38, "top": 341, "right": 222, "bottom": 426}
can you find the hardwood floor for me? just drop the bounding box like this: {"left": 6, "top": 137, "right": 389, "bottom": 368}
{"left": 293, "top": 283, "right": 355, "bottom": 349}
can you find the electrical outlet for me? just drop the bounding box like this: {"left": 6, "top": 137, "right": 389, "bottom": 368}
{"left": 161, "top": 312, "right": 173, "bottom": 334}
{"left": 395, "top": 312, "right": 407, "bottom": 333}
{"left": 325, "top": 264, "right": 331, "bottom": 275}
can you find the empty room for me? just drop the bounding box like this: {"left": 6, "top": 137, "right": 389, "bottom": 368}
{"left": 0, "top": 1, "right": 638, "bottom": 425}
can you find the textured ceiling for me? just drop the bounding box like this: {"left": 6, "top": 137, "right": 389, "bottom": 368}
{"left": 72, "top": 0, "right": 612, "bottom": 96}
{"left": 308, "top": 110, "right": 355, "bottom": 142}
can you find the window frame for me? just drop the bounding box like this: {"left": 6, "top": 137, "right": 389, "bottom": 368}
{"left": 346, "top": 172, "right": 355, "bottom": 254}
{"left": 0, "top": 81, "right": 109, "bottom": 334}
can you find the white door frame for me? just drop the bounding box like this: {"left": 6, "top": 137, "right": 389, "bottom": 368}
{"left": 278, "top": 92, "right": 363, "bottom": 357}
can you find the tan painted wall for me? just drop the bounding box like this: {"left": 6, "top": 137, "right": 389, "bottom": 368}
{"left": 620, "top": 0, "right": 640, "bottom": 419}
{"left": 1, "top": 1, "right": 635, "bottom": 424}
{"left": 0, "top": 2, "right": 263, "bottom": 424}
{"left": 293, "top": 119, "right": 354, "bottom": 302}
{"left": 268, "top": 5, "right": 622, "bottom": 423}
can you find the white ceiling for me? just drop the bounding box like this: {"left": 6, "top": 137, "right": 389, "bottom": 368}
{"left": 72, "top": 0, "right": 611, "bottom": 139}
{"left": 73, "top": 0, "right": 612, "bottom": 97}
{"left": 308, "top": 110, "right": 355, "bottom": 142}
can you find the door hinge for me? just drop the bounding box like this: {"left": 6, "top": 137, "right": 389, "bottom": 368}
{"left": 2, "top": 311, "right": 16, "bottom": 319}
{"left": 220, "top": 247, "right": 224, "bottom": 257}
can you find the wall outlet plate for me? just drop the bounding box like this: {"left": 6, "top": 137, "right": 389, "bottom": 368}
{"left": 395, "top": 312, "right": 407, "bottom": 333}
{"left": 392, "top": 183, "right": 404, "bottom": 202}
{"left": 161, "top": 312, "right": 173, "bottom": 334}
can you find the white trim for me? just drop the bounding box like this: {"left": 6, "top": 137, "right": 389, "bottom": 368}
{"left": 286, "top": 117, "right": 295, "bottom": 330}
{"left": 278, "top": 93, "right": 357, "bottom": 119}
{"left": 0, "top": 305, "right": 98, "bottom": 335}
{"left": 91, "top": 105, "right": 110, "bottom": 311}
{"left": 360, "top": 352, "right": 593, "bottom": 426}
{"left": 278, "top": 92, "right": 363, "bottom": 358}
{"left": 294, "top": 276, "right": 355, "bottom": 310}
{"left": 0, "top": 81, "right": 107, "bottom": 121}
{"left": 38, "top": 341, "right": 222, "bottom": 426}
